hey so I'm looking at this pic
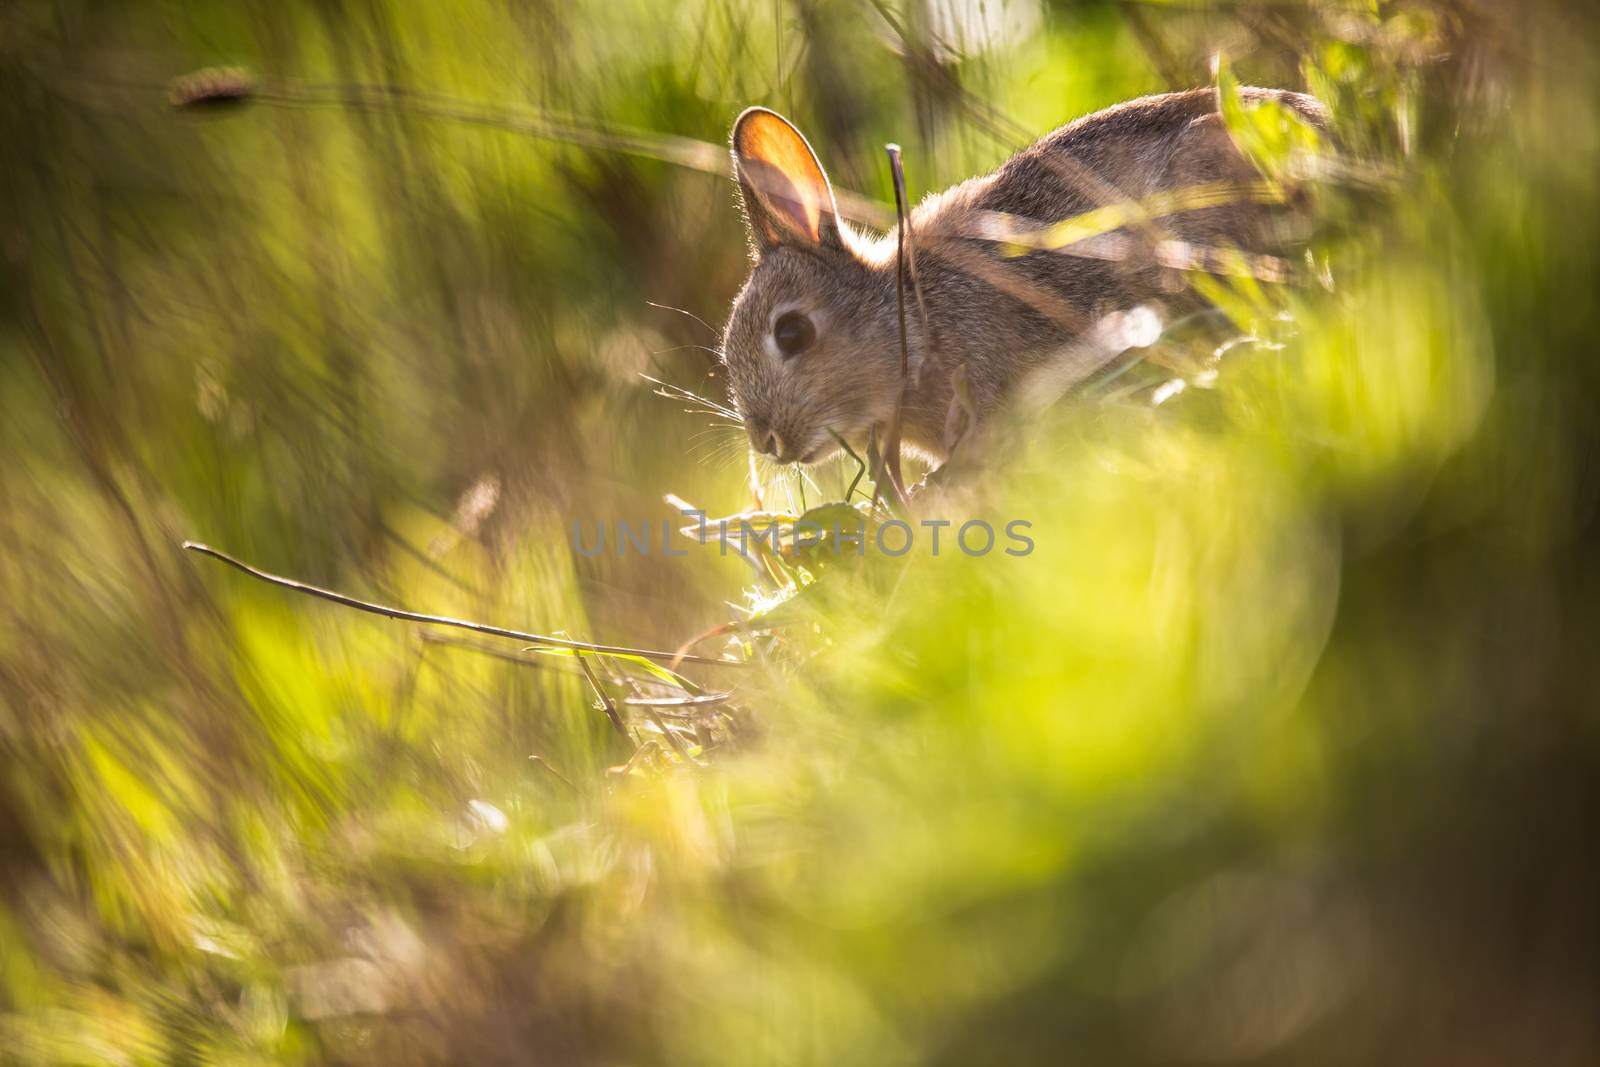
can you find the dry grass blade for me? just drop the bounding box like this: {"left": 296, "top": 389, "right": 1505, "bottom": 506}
{"left": 419, "top": 631, "right": 580, "bottom": 673}
{"left": 164, "top": 68, "right": 897, "bottom": 229}
{"left": 622, "top": 693, "right": 731, "bottom": 709}
{"left": 183, "top": 541, "right": 746, "bottom": 668}
{"left": 574, "top": 652, "right": 630, "bottom": 740}
{"left": 879, "top": 143, "right": 915, "bottom": 506}
{"left": 527, "top": 755, "right": 578, "bottom": 793}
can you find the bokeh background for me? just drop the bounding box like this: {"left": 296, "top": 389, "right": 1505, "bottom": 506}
{"left": 3, "top": 1, "right": 1599, "bottom": 1063}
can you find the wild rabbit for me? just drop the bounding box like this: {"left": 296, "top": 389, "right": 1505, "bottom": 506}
{"left": 720, "top": 87, "right": 1326, "bottom": 466}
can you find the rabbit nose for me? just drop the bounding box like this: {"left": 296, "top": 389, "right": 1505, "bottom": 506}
{"left": 754, "top": 428, "right": 784, "bottom": 458}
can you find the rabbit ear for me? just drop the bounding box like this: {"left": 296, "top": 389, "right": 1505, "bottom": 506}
{"left": 732, "top": 108, "right": 844, "bottom": 254}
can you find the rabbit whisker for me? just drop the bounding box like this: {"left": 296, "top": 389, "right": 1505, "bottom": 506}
{"left": 641, "top": 373, "right": 742, "bottom": 420}
{"left": 652, "top": 343, "right": 726, "bottom": 361}
{"left": 645, "top": 300, "right": 720, "bottom": 338}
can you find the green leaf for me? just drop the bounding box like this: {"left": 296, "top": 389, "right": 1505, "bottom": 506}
{"left": 1217, "top": 53, "right": 1325, "bottom": 186}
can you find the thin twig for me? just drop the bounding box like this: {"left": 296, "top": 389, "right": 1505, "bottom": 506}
{"left": 183, "top": 541, "right": 745, "bottom": 668}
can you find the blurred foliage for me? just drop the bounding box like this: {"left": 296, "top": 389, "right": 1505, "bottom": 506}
{"left": 2, "top": 0, "right": 1599, "bottom": 1064}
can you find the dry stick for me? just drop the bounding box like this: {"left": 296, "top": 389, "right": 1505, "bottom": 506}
{"left": 182, "top": 541, "right": 744, "bottom": 668}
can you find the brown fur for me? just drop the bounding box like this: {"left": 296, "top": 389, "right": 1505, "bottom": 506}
{"left": 722, "top": 88, "right": 1326, "bottom": 465}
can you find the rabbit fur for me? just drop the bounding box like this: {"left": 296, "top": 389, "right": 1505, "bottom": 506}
{"left": 720, "top": 87, "right": 1326, "bottom": 466}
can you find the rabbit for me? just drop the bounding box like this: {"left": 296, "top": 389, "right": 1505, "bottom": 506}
{"left": 719, "top": 87, "right": 1326, "bottom": 466}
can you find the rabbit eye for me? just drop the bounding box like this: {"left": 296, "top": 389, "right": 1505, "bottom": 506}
{"left": 772, "top": 311, "right": 816, "bottom": 358}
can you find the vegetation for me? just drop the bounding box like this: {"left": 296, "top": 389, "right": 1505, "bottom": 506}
{"left": 2, "top": 1, "right": 1597, "bottom": 1063}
